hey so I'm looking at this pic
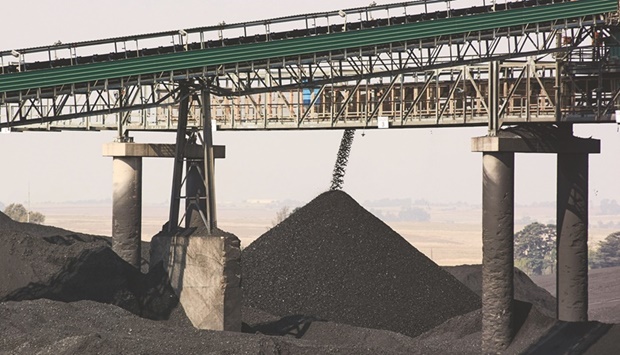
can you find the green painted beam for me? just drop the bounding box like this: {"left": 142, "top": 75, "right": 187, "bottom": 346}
{"left": 0, "top": 0, "right": 616, "bottom": 93}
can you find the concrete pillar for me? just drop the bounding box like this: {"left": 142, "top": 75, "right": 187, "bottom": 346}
{"left": 112, "top": 156, "right": 142, "bottom": 269}
{"left": 557, "top": 153, "right": 589, "bottom": 321}
{"left": 150, "top": 232, "right": 242, "bottom": 331}
{"left": 482, "top": 152, "right": 515, "bottom": 354}
{"left": 185, "top": 158, "right": 207, "bottom": 228}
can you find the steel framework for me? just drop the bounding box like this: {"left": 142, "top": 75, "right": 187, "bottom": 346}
{"left": 1, "top": 0, "right": 619, "bottom": 133}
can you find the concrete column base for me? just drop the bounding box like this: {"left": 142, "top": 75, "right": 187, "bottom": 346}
{"left": 150, "top": 230, "right": 241, "bottom": 331}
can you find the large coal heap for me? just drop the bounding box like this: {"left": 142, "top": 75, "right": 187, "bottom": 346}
{"left": 0, "top": 212, "right": 187, "bottom": 325}
{"left": 444, "top": 264, "right": 557, "bottom": 318}
{"left": 242, "top": 190, "right": 481, "bottom": 338}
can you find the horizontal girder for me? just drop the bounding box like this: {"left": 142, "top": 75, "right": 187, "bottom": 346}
{"left": 5, "top": 52, "right": 620, "bottom": 132}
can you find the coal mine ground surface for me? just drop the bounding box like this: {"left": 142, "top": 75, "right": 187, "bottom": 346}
{"left": 1, "top": 190, "right": 619, "bottom": 354}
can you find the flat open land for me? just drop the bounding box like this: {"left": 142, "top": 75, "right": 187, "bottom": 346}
{"left": 35, "top": 200, "right": 619, "bottom": 266}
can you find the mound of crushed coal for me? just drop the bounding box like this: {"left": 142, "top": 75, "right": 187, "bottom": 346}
{"left": 532, "top": 266, "right": 620, "bottom": 324}
{"left": 0, "top": 299, "right": 423, "bottom": 355}
{"left": 242, "top": 306, "right": 424, "bottom": 353}
{"left": 242, "top": 190, "right": 481, "bottom": 338}
{"left": 444, "top": 264, "right": 556, "bottom": 317}
{"left": 413, "top": 300, "right": 558, "bottom": 354}
{"left": 0, "top": 212, "right": 186, "bottom": 324}
{"left": 0, "top": 214, "right": 110, "bottom": 298}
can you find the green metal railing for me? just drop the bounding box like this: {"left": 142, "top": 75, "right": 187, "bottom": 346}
{"left": 0, "top": 0, "right": 616, "bottom": 94}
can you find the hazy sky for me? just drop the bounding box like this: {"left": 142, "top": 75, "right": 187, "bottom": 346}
{"left": 1, "top": 1, "right": 618, "bottom": 208}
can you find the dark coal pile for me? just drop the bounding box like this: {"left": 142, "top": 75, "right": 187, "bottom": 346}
{"left": 0, "top": 211, "right": 187, "bottom": 325}
{"left": 0, "top": 212, "right": 110, "bottom": 298}
{"left": 1, "top": 299, "right": 417, "bottom": 355}
{"left": 444, "top": 264, "right": 556, "bottom": 317}
{"left": 532, "top": 266, "right": 620, "bottom": 324}
{"left": 243, "top": 306, "right": 432, "bottom": 353}
{"left": 242, "top": 190, "right": 481, "bottom": 338}
{"left": 3, "top": 198, "right": 619, "bottom": 354}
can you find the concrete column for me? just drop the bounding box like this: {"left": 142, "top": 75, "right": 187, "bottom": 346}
{"left": 482, "top": 152, "right": 515, "bottom": 354}
{"left": 150, "top": 232, "right": 242, "bottom": 331}
{"left": 112, "top": 156, "right": 142, "bottom": 269}
{"left": 185, "top": 158, "right": 206, "bottom": 228}
{"left": 557, "top": 153, "right": 589, "bottom": 321}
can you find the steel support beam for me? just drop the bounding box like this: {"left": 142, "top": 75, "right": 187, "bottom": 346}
{"left": 557, "top": 152, "right": 589, "bottom": 321}
{"left": 488, "top": 61, "right": 500, "bottom": 135}
{"left": 481, "top": 151, "right": 515, "bottom": 354}
{"left": 168, "top": 85, "right": 190, "bottom": 232}
{"left": 185, "top": 158, "right": 208, "bottom": 229}
{"left": 202, "top": 87, "right": 217, "bottom": 233}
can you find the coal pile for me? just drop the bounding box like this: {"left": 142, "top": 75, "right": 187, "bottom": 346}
{"left": 444, "top": 264, "right": 556, "bottom": 317}
{"left": 0, "top": 211, "right": 187, "bottom": 324}
{"left": 3, "top": 197, "right": 619, "bottom": 353}
{"left": 1, "top": 299, "right": 414, "bottom": 355}
{"left": 242, "top": 190, "right": 481, "bottom": 338}
{"left": 0, "top": 211, "right": 110, "bottom": 298}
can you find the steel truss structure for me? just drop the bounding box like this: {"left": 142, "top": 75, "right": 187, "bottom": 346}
{"left": 1, "top": 0, "right": 619, "bottom": 133}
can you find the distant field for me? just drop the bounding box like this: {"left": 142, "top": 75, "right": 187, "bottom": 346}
{"left": 33, "top": 201, "right": 619, "bottom": 266}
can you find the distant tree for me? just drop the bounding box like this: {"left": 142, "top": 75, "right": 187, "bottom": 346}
{"left": 514, "top": 222, "right": 556, "bottom": 276}
{"left": 29, "top": 211, "right": 46, "bottom": 224}
{"left": 591, "top": 232, "right": 620, "bottom": 269}
{"left": 4, "top": 203, "right": 28, "bottom": 222}
{"left": 397, "top": 206, "right": 430, "bottom": 222}
{"left": 272, "top": 206, "right": 291, "bottom": 227}
{"left": 3, "top": 203, "right": 45, "bottom": 224}
{"left": 600, "top": 199, "right": 620, "bottom": 215}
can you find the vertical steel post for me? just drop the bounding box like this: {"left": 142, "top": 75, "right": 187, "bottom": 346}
{"left": 488, "top": 61, "right": 500, "bottom": 135}
{"left": 185, "top": 158, "right": 207, "bottom": 228}
{"left": 555, "top": 33, "right": 563, "bottom": 122}
{"left": 202, "top": 87, "right": 217, "bottom": 233}
{"left": 557, "top": 152, "right": 589, "bottom": 321}
{"left": 168, "top": 85, "right": 190, "bottom": 232}
{"left": 482, "top": 152, "right": 515, "bottom": 354}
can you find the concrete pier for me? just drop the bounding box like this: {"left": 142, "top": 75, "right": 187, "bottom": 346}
{"left": 557, "top": 153, "right": 589, "bottom": 321}
{"left": 481, "top": 152, "right": 515, "bottom": 353}
{"left": 150, "top": 230, "right": 242, "bottom": 331}
{"left": 105, "top": 139, "right": 239, "bottom": 331}
{"left": 112, "top": 156, "right": 142, "bottom": 269}
{"left": 103, "top": 142, "right": 225, "bottom": 268}
{"left": 472, "top": 124, "right": 600, "bottom": 353}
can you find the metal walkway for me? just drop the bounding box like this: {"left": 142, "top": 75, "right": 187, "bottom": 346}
{"left": 1, "top": 0, "right": 618, "bottom": 131}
